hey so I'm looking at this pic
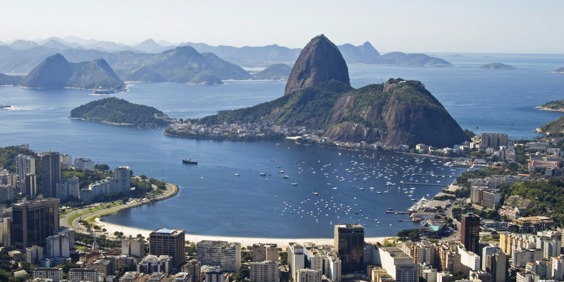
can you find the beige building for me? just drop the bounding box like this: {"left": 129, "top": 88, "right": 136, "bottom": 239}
{"left": 250, "top": 260, "right": 279, "bottom": 282}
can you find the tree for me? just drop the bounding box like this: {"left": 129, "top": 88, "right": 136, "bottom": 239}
{"left": 94, "top": 164, "right": 110, "bottom": 171}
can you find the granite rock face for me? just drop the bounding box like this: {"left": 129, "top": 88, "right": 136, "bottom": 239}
{"left": 284, "top": 35, "right": 350, "bottom": 95}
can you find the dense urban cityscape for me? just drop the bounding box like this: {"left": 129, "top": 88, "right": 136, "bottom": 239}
{"left": 1, "top": 129, "right": 563, "bottom": 282}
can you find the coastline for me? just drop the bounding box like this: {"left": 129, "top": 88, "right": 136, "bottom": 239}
{"left": 535, "top": 106, "right": 564, "bottom": 113}
{"left": 96, "top": 219, "right": 389, "bottom": 248}
{"left": 78, "top": 182, "right": 391, "bottom": 247}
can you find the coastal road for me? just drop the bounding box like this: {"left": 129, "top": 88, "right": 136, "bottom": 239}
{"left": 60, "top": 183, "right": 178, "bottom": 236}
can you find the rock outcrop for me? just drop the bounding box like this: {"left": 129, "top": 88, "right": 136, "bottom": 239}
{"left": 19, "top": 53, "right": 73, "bottom": 88}
{"left": 19, "top": 54, "right": 125, "bottom": 91}
{"left": 187, "top": 35, "right": 468, "bottom": 148}
{"left": 284, "top": 34, "right": 350, "bottom": 95}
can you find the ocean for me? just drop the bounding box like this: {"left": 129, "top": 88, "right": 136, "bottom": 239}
{"left": 0, "top": 53, "right": 563, "bottom": 238}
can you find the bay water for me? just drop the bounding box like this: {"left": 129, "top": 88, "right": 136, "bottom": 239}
{"left": 0, "top": 53, "right": 563, "bottom": 238}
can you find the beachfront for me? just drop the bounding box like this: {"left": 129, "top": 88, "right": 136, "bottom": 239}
{"left": 97, "top": 219, "right": 388, "bottom": 248}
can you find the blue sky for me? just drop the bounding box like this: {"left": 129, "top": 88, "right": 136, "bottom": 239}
{"left": 2, "top": 0, "right": 563, "bottom": 53}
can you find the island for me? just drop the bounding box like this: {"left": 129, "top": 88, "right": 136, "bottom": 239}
{"left": 480, "top": 63, "right": 516, "bottom": 70}
{"left": 374, "top": 52, "right": 453, "bottom": 67}
{"left": 70, "top": 97, "right": 172, "bottom": 127}
{"left": 536, "top": 99, "right": 564, "bottom": 112}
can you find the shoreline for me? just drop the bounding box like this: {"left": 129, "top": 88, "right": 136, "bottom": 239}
{"left": 96, "top": 218, "right": 389, "bottom": 248}
{"left": 534, "top": 106, "right": 564, "bottom": 112}
{"left": 85, "top": 182, "right": 391, "bottom": 247}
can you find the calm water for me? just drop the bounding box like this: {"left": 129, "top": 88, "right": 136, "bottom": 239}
{"left": 1, "top": 53, "right": 563, "bottom": 238}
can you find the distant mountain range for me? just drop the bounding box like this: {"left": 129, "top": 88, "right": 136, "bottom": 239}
{"left": 0, "top": 37, "right": 454, "bottom": 76}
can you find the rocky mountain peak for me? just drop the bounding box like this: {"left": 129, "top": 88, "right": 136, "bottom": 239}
{"left": 19, "top": 53, "right": 72, "bottom": 89}
{"left": 284, "top": 34, "right": 350, "bottom": 95}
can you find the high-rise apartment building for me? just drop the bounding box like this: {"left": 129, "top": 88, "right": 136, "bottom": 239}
{"left": 40, "top": 152, "right": 61, "bottom": 198}
{"left": 114, "top": 166, "right": 131, "bottom": 194}
{"left": 250, "top": 260, "right": 279, "bottom": 282}
{"left": 297, "top": 268, "right": 322, "bottom": 282}
{"left": 182, "top": 259, "right": 201, "bottom": 282}
{"left": 196, "top": 240, "right": 241, "bottom": 272}
{"left": 252, "top": 243, "right": 279, "bottom": 262}
{"left": 378, "top": 246, "right": 417, "bottom": 282}
{"left": 16, "top": 154, "right": 35, "bottom": 195}
{"left": 288, "top": 242, "right": 305, "bottom": 282}
{"left": 121, "top": 235, "right": 146, "bottom": 258}
{"left": 461, "top": 214, "right": 481, "bottom": 254}
{"left": 11, "top": 198, "right": 60, "bottom": 249}
{"left": 334, "top": 224, "right": 365, "bottom": 273}
{"left": 149, "top": 228, "right": 186, "bottom": 268}
{"left": 45, "top": 233, "right": 71, "bottom": 258}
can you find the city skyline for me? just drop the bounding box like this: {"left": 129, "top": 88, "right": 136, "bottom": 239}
{"left": 1, "top": 0, "right": 563, "bottom": 54}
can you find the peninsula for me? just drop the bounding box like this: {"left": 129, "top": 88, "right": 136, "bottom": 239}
{"left": 536, "top": 99, "right": 564, "bottom": 112}
{"left": 166, "top": 35, "right": 469, "bottom": 148}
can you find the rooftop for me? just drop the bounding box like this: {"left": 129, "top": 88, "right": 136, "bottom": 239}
{"left": 153, "top": 228, "right": 183, "bottom": 235}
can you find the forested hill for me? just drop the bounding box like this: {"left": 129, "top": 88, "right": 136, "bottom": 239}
{"left": 70, "top": 97, "right": 171, "bottom": 127}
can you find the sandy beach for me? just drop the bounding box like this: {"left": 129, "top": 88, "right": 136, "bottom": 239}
{"left": 96, "top": 219, "right": 389, "bottom": 248}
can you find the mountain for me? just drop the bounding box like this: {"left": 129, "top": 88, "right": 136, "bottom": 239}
{"left": 181, "top": 35, "right": 468, "bottom": 148}
{"left": 480, "top": 63, "right": 515, "bottom": 70}
{"left": 41, "top": 39, "right": 73, "bottom": 51}
{"left": 132, "top": 39, "right": 172, "bottom": 53}
{"left": 538, "top": 116, "right": 564, "bottom": 136}
{"left": 251, "top": 64, "right": 292, "bottom": 80}
{"left": 0, "top": 73, "right": 23, "bottom": 85}
{"left": 70, "top": 97, "right": 171, "bottom": 127}
{"left": 338, "top": 42, "right": 380, "bottom": 64}
{"left": 183, "top": 43, "right": 301, "bottom": 67}
{"left": 7, "top": 40, "right": 39, "bottom": 50}
{"left": 67, "top": 59, "right": 126, "bottom": 91}
{"left": 19, "top": 53, "right": 73, "bottom": 88}
{"left": 18, "top": 54, "right": 126, "bottom": 91}
{"left": 184, "top": 41, "right": 382, "bottom": 66}
{"left": 285, "top": 35, "right": 350, "bottom": 95}
{"left": 123, "top": 46, "right": 250, "bottom": 83}
{"left": 374, "top": 52, "right": 453, "bottom": 67}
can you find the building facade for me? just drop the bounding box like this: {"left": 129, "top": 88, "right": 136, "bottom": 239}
{"left": 40, "top": 152, "right": 61, "bottom": 198}
{"left": 461, "top": 214, "right": 481, "bottom": 254}
{"left": 250, "top": 260, "right": 279, "bottom": 282}
{"left": 149, "top": 228, "right": 186, "bottom": 268}
{"left": 334, "top": 224, "right": 365, "bottom": 273}
{"left": 11, "top": 198, "right": 60, "bottom": 249}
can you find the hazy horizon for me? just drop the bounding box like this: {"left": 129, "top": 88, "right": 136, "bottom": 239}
{"left": 1, "top": 0, "right": 564, "bottom": 54}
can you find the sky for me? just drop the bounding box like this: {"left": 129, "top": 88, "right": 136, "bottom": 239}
{"left": 1, "top": 0, "right": 563, "bottom": 54}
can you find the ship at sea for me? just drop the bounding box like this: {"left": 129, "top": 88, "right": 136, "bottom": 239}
{"left": 182, "top": 158, "right": 198, "bottom": 165}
